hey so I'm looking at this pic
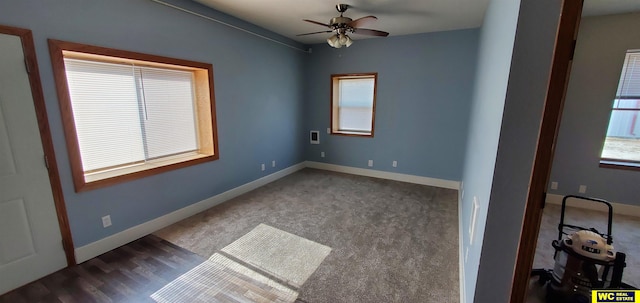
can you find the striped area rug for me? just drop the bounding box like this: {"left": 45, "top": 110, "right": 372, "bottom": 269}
{"left": 152, "top": 224, "right": 331, "bottom": 303}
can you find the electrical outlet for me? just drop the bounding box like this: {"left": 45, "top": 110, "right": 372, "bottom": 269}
{"left": 469, "top": 197, "right": 479, "bottom": 245}
{"left": 261, "top": 164, "right": 265, "bottom": 171}
{"left": 579, "top": 185, "right": 586, "bottom": 193}
{"left": 368, "top": 160, "right": 373, "bottom": 167}
{"left": 392, "top": 160, "right": 397, "bottom": 167}
{"left": 272, "top": 160, "right": 276, "bottom": 167}
{"left": 102, "top": 215, "right": 112, "bottom": 228}
{"left": 321, "top": 151, "right": 325, "bottom": 158}
{"left": 551, "top": 182, "right": 558, "bottom": 190}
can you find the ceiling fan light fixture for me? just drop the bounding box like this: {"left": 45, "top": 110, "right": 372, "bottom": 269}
{"left": 339, "top": 33, "right": 347, "bottom": 44}
{"left": 327, "top": 34, "right": 339, "bottom": 47}
{"left": 344, "top": 35, "right": 353, "bottom": 47}
{"left": 327, "top": 33, "right": 353, "bottom": 48}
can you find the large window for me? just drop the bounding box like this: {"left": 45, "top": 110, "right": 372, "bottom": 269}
{"left": 601, "top": 50, "right": 640, "bottom": 169}
{"left": 49, "top": 40, "right": 218, "bottom": 191}
{"left": 331, "top": 73, "right": 377, "bottom": 137}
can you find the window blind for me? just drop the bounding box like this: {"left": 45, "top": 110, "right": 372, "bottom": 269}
{"left": 64, "top": 58, "right": 198, "bottom": 173}
{"left": 616, "top": 51, "right": 640, "bottom": 99}
{"left": 137, "top": 67, "right": 197, "bottom": 159}
{"left": 338, "top": 78, "right": 374, "bottom": 132}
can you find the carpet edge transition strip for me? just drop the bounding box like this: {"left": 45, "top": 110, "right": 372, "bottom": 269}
{"left": 217, "top": 250, "right": 301, "bottom": 292}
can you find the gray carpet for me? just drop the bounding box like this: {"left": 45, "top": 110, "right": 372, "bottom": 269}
{"left": 155, "top": 168, "right": 459, "bottom": 303}
{"left": 528, "top": 201, "right": 640, "bottom": 302}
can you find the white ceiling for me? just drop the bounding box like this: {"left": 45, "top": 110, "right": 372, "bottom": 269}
{"left": 193, "top": 0, "right": 640, "bottom": 45}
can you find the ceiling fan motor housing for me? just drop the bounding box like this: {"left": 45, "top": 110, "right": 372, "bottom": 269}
{"left": 330, "top": 17, "right": 352, "bottom": 27}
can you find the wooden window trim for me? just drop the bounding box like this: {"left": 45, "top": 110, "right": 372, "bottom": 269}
{"left": 48, "top": 39, "right": 219, "bottom": 192}
{"left": 330, "top": 73, "right": 377, "bottom": 137}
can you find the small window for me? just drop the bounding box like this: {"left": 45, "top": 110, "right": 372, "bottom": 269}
{"left": 331, "top": 73, "right": 377, "bottom": 137}
{"left": 49, "top": 40, "right": 218, "bottom": 191}
{"left": 601, "top": 50, "right": 640, "bottom": 169}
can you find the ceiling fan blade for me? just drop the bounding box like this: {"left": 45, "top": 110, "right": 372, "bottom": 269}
{"left": 303, "top": 19, "right": 331, "bottom": 28}
{"left": 347, "top": 15, "right": 377, "bottom": 28}
{"left": 297, "top": 30, "right": 334, "bottom": 36}
{"left": 352, "top": 28, "right": 389, "bottom": 37}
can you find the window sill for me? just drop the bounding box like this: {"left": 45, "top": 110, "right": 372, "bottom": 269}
{"left": 80, "top": 152, "right": 214, "bottom": 189}
{"left": 599, "top": 160, "right": 640, "bottom": 172}
{"left": 331, "top": 130, "right": 373, "bottom": 137}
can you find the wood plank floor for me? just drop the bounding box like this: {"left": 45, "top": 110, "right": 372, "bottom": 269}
{"left": 0, "top": 235, "right": 205, "bottom": 303}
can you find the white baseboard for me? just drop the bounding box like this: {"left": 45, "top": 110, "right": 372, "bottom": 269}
{"left": 304, "top": 161, "right": 461, "bottom": 190}
{"left": 74, "top": 162, "right": 306, "bottom": 263}
{"left": 458, "top": 192, "right": 466, "bottom": 303}
{"left": 546, "top": 194, "right": 640, "bottom": 217}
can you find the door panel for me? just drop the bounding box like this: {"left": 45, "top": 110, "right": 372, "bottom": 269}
{"left": 0, "top": 199, "right": 36, "bottom": 263}
{"left": 0, "top": 32, "right": 67, "bottom": 295}
{"left": 0, "top": 105, "right": 17, "bottom": 175}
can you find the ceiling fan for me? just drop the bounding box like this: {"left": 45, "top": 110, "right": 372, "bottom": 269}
{"left": 298, "top": 4, "right": 389, "bottom": 48}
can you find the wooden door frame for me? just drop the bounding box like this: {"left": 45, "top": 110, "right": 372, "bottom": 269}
{"left": 0, "top": 24, "right": 76, "bottom": 266}
{"left": 509, "top": 0, "right": 584, "bottom": 301}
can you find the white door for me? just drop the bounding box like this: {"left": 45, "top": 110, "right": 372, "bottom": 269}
{"left": 0, "top": 32, "right": 67, "bottom": 295}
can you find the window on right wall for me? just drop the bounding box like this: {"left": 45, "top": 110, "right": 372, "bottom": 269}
{"left": 601, "top": 50, "right": 640, "bottom": 169}
{"left": 331, "top": 73, "right": 377, "bottom": 137}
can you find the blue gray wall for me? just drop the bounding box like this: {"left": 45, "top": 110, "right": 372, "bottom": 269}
{"left": 458, "top": 0, "right": 520, "bottom": 301}
{"left": 0, "top": 0, "right": 307, "bottom": 247}
{"left": 304, "top": 30, "right": 479, "bottom": 181}
{"left": 549, "top": 13, "right": 640, "bottom": 206}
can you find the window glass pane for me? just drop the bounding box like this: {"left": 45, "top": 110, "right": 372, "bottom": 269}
{"left": 137, "top": 67, "right": 198, "bottom": 159}
{"left": 605, "top": 110, "right": 640, "bottom": 137}
{"left": 339, "top": 78, "right": 374, "bottom": 108}
{"left": 612, "top": 99, "right": 640, "bottom": 109}
{"left": 64, "top": 59, "right": 145, "bottom": 171}
{"left": 339, "top": 107, "right": 373, "bottom": 131}
{"left": 602, "top": 136, "right": 640, "bottom": 162}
